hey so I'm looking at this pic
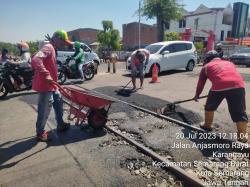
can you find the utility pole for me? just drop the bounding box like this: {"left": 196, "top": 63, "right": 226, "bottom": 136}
{"left": 139, "top": 0, "right": 141, "bottom": 49}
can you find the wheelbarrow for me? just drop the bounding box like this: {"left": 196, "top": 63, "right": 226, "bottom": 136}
{"left": 53, "top": 82, "right": 114, "bottom": 129}
{"left": 157, "top": 95, "right": 208, "bottom": 115}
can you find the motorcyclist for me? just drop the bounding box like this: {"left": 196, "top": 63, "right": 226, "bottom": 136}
{"left": 70, "top": 41, "right": 85, "bottom": 81}
{"left": 7, "top": 41, "right": 32, "bottom": 89}
{"left": 215, "top": 43, "right": 224, "bottom": 58}
{"left": 0, "top": 49, "right": 10, "bottom": 66}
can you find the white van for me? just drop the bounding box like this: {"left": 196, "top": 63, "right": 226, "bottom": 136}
{"left": 127, "top": 41, "right": 197, "bottom": 74}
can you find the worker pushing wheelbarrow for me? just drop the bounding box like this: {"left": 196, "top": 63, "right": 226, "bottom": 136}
{"left": 53, "top": 82, "right": 114, "bottom": 129}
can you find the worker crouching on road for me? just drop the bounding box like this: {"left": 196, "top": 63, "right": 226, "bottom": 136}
{"left": 131, "top": 49, "right": 150, "bottom": 90}
{"left": 32, "top": 30, "right": 72, "bottom": 142}
{"left": 193, "top": 50, "right": 248, "bottom": 143}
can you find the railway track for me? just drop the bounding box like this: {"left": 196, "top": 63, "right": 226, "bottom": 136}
{"left": 73, "top": 84, "right": 249, "bottom": 151}
{"left": 63, "top": 84, "right": 249, "bottom": 187}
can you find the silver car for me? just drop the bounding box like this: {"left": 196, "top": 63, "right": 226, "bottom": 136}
{"left": 230, "top": 48, "right": 250, "bottom": 67}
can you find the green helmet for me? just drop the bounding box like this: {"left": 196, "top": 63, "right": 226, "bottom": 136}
{"left": 74, "top": 41, "right": 81, "bottom": 49}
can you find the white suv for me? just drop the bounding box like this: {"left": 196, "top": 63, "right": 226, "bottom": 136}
{"left": 57, "top": 42, "right": 100, "bottom": 73}
{"left": 127, "top": 41, "right": 197, "bottom": 74}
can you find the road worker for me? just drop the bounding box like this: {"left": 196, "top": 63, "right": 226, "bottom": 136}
{"left": 193, "top": 50, "right": 248, "bottom": 143}
{"left": 130, "top": 48, "right": 150, "bottom": 90}
{"left": 32, "top": 30, "right": 72, "bottom": 141}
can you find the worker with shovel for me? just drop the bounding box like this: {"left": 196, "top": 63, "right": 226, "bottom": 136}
{"left": 130, "top": 49, "right": 150, "bottom": 90}
{"left": 193, "top": 50, "right": 248, "bottom": 143}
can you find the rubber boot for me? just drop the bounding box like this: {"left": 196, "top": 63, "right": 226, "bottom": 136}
{"left": 200, "top": 111, "right": 214, "bottom": 131}
{"left": 236, "top": 121, "right": 248, "bottom": 143}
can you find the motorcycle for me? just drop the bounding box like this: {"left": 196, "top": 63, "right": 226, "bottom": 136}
{"left": 57, "top": 57, "right": 95, "bottom": 84}
{"left": 0, "top": 63, "right": 33, "bottom": 99}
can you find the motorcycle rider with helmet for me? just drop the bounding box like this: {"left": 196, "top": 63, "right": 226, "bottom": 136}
{"left": 16, "top": 41, "right": 32, "bottom": 67}
{"left": 70, "top": 41, "right": 85, "bottom": 81}
{"left": 3, "top": 41, "right": 32, "bottom": 89}
{"left": 215, "top": 43, "right": 224, "bottom": 59}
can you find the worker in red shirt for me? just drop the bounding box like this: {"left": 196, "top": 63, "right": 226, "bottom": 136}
{"left": 32, "top": 30, "right": 72, "bottom": 142}
{"left": 130, "top": 49, "right": 150, "bottom": 90}
{"left": 193, "top": 50, "right": 248, "bottom": 143}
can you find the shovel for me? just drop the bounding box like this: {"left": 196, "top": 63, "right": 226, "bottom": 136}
{"left": 116, "top": 80, "right": 133, "bottom": 96}
{"left": 157, "top": 95, "right": 208, "bottom": 114}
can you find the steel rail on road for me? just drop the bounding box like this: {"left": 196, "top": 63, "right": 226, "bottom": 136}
{"left": 74, "top": 84, "right": 249, "bottom": 152}
{"left": 62, "top": 97, "right": 204, "bottom": 186}
{"left": 105, "top": 125, "right": 205, "bottom": 187}
{"left": 61, "top": 84, "right": 250, "bottom": 186}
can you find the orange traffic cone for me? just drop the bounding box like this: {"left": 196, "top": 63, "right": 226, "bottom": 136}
{"left": 150, "top": 64, "right": 160, "bottom": 83}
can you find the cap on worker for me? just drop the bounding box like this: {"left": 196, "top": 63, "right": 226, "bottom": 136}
{"left": 53, "top": 29, "right": 72, "bottom": 45}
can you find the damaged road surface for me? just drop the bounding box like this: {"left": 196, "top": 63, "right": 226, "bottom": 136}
{"left": 0, "top": 93, "right": 183, "bottom": 187}
{"left": 1, "top": 83, "right": 249, "bottom": 187}
{"left": 94, "top": 86, "right": 250, "bottom": 186}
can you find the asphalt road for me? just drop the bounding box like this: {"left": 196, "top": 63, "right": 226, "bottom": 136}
{"left": 0, "top": 61, "right": 249, "bottom": 187}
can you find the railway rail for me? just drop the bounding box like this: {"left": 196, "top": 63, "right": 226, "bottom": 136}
{"left": 62, "top": 84, "right": 249, "bottom": 187}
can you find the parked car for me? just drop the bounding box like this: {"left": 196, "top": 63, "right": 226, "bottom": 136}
{"left": 57, "top": 42, "right": 100, "bottom": 73}
{"left": 229, "top": 48, "right": 250, "bottom": 67}
{"left": 127, "top": 41, "right": 197, "bottom": 74}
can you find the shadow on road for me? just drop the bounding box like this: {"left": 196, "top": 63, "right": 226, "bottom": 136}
{"left": 0, "top": 127, "right": 106, "bottom": 170}
{"left": 0, "top": 91, "right": 37, "bottom": 101}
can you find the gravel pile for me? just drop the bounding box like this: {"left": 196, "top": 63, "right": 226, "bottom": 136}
{"left": 99, "top": 136, "right": 129, "bottom": 147}
{"left": 120, "top": 158, "right": 183, "bottom": 187}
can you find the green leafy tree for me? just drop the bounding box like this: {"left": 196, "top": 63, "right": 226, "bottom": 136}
{"left": 194, "top": 42, "right": 204, "bottom": 50}
{"left": 141, "top": 0, "right": 182, "bottom": 42}
{"left": 164, "top": 32, "right": 181, "bottom": 41}
{"left": 102, "top": 20, "right": 113, "bottom": 32}
{"left": 27, "top": 41, "right": 39, "bottom": 55}
{"left": 97, "top": 20, "right": 121, "bottom": 52}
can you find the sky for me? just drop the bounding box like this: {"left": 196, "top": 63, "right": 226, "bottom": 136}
{"left": 0, "top": 0, "right": 249, "bottom": 43}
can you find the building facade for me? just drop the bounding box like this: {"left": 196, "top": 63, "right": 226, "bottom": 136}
{"left": 122, "top": 22, "right": 157, "bottom": 50}
{"left": 67, "top": 28, "right": 101, "bottom": 45}
{"left": 166, "top": 4, "right": 235, "bottom": 42}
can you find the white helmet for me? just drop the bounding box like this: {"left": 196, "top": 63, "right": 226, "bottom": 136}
{"left": 17, "top": 41, "right": 29, "bottom": 52}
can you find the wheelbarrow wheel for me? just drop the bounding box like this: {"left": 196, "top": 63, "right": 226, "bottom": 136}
{"left": 88, "top": 109, "right": 107, "bottom": 130}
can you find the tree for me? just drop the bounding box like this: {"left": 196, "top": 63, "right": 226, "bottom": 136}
{"left": 141, "top": 0, "right": 182, "bottom": 42}
{"left": 164, "top": 32, "right": 181, "bottom": 41}
{"left": 102, "top": 20, "right": 113, "bottom": 32}
{"left": 97, "top": 20, "right": 121, "bottom": 51}
{"left": 27, "top": 41, "right": 39, "bottom": 55}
